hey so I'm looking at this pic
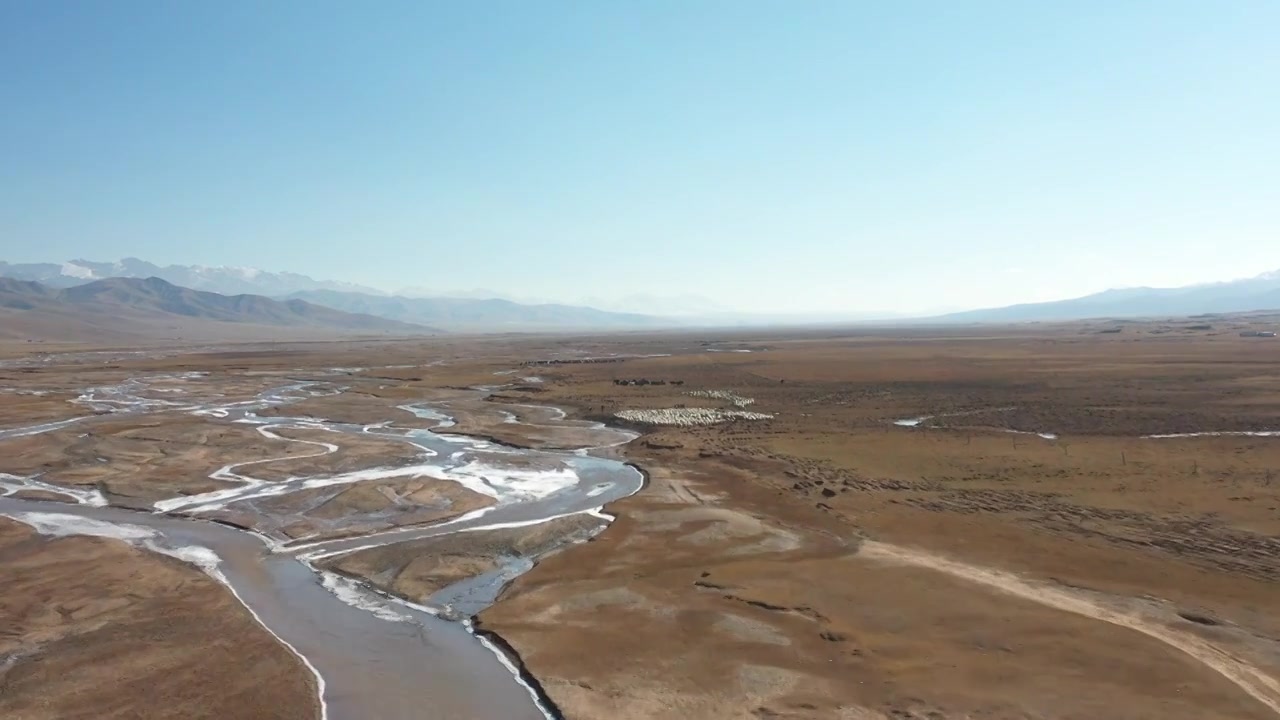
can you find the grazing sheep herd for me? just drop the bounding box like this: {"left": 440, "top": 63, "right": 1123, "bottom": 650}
{"left": 613, "top": 389, "right": 772, "bottom": 426}
{"left": 686, "top": 389, "right": 755, "bottom": 407}
{"left": 614, "top": 407, "right": 774, "bottom": 426}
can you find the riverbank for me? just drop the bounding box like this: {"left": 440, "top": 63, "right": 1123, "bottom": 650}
{"left": 0, "top": 517, "right": 320, "bottom": 720}
{"left": 3, "top": 328, "right": 1279, "bottom": 719}
{"left": 467, "top": 332, "right": 1280, "bottom": 720}
{"left": 0, "top": 346, "right": 646, "bottom": 719}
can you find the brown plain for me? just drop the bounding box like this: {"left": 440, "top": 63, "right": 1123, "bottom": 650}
{"left": 1, "top": 321, "right": 1279, "bottom": 719}
{"left": 475, "top": 324, "right": 1280, "bottom": 720}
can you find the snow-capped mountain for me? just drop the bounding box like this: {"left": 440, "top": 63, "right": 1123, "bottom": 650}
{"left": 0, "top": 258, "right": 675, "bottom": 330}
{"left": 0, "top": 258, "right": 384, "bottom": 297}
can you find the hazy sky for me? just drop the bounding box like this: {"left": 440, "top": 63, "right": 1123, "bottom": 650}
{"left": 3, "top": 2, "right": 1278, "bottom": 315}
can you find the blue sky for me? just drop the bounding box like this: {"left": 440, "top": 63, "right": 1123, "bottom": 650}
{"left": 3, "top": 1, "right": 1278, "bottom": 315}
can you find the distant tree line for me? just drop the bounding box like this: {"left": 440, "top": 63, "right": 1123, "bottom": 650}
{"left": 613, "top": 378, "right": 684, "bottom": 386}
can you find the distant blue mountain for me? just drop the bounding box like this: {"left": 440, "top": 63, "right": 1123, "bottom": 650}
{"left": 284, "top": 289, "right": 666, "bottom": 331}
{"left": 938, "top": 271, "right": 1280, "bottom": 322}
{"left": 0, "top": 258, "right": 671, "bottom": 330}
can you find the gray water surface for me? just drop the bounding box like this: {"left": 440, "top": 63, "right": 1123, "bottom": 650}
{"left": 0, "top": 377, "right": 643, "bottom": 720}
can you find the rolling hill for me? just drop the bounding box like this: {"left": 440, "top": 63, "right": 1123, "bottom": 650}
{"left": 0, "top": 277, "right": 433, "bottom": 342}
{"left": 938, "top": 271, "right": 1280, "bottom": 323}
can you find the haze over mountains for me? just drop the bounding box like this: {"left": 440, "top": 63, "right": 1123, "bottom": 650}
{"left": 5, "top": 258, "right": 1280, "bottom": 333}
{"left": 938, "top": 270, "right": 1280, "bottom": 323}
{"left": 0, "top": 277, "right": 427, "bottom": 342}
{"left": 0, "top": 258, "right": 669, "bottom": 331}
{"left": 283, "top": 289, "right": 662, "bottom": 332}
{"left": 0, "top": 257, "right": 945, "bottom": 328}
{"left": 395, "top": 287, "right": 728, "bottom": 318}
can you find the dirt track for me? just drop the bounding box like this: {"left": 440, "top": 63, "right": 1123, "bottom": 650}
{"left": 858, "top": 541, "right": 1280, "bottom": 717}
{"left": 2, "top": 326, "right": 1280, "bottom": 719}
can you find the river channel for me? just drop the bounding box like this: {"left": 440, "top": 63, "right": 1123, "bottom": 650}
{"left": 0, "top": 372, "right": 643, "bottom": 720}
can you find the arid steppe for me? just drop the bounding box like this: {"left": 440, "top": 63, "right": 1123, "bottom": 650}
{"left": 1, "top": 318, "right": 1279, "bottom": 719}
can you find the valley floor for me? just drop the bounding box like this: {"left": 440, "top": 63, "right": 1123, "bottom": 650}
{"left": 2, "top": 319, "right": 1279, "bottom": 719}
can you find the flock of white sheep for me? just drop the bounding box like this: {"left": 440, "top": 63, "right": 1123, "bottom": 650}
{"left": 614, "top": 389, "right": 772, "bottom": 426}
{"left": 685, "top": 389, "right": 755, "bottom": 407}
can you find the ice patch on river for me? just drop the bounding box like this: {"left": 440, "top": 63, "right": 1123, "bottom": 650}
{"left": 158, "top": 428, "right": 579, "bottom": 514}
{"left": 149, "top": 542, "right": 223, "bottom": 574}
{"left": 158, "top": 460, "right": 427, "bottom": 512}
{"left": 0, "top": 376, "right": 642, "bottom": 720}
{"left": 10, "top": 511, "right": 155, "bottom": 541}
{"left": 319, "top": 571, "right": 413, "bottom": 623}
{"left": 0, "top": 473, "right": 109, "bottom": 506}
{"left": 3, "top": 508, "right": 333, "bottom": 720}
{"left": 292, "top": 500, "right": 615, "bottom": 562}
{"left": 154, "top": 423, "right": 344, "bottom": 512}
{"left": 6, "top": 510, "right": 225, "bottom": 579}
{"left": 439, "top": 461, "right": 579, "bottom": 503}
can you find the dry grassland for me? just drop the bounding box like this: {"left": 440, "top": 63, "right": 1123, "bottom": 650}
{"left": 475, "top": 324, "right": 1280, "bottom": 719}
{"left": 0, "top": 519, "right": 317, "bottom": 720}
{"left": 1, "top": 324, "right": 1278, "bottom": 720}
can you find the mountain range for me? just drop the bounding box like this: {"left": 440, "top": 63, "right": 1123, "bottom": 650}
{"left": 283, "top": 289, "right": 664, "bottom": 331}
{"left": 0, "top": 259, "right": 668, "bottom": 331}
{"left": 938, "top": 270, "right": 1280, "bottom": 323}
{"left": 0, "top": 277, "right": 429, "bottom": 342}
{"left": 7, "top": 257, "right": 1280, "bottom": 332}
{"left": 0, "top": 258, "right": 383, "bottom": 297}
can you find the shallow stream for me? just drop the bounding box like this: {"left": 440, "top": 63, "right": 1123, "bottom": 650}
{"left": 0, "top": 372, "right": 642, "bottom": 719}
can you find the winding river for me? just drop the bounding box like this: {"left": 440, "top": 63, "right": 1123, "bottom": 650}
{"left": 0, "top": 371, "right": 643, "bottom": 720}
